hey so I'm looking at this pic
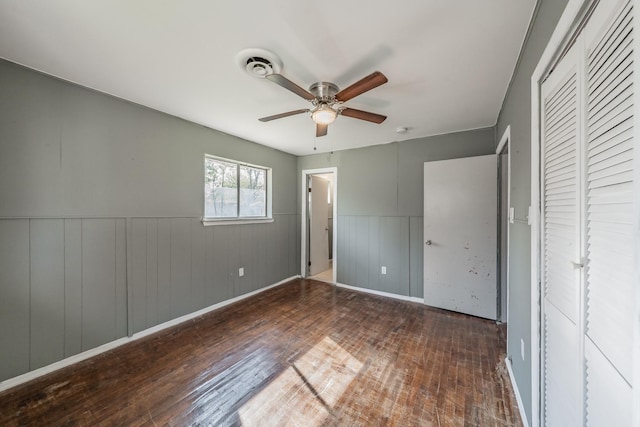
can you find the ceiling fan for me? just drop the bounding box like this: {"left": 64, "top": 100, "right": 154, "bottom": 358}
{"left": 259, "top": 71, "right": 388, "bottom": 137}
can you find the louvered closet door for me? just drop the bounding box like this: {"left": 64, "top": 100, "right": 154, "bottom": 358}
{"left": 583, "top": 0, "right": 634, "bottom": 425}
{"left": 540, "top": 41, "right": 582, "bottom": 427}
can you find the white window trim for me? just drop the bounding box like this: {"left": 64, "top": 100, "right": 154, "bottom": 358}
{"left": 202, "top": 154, "right": 272, "bottom": 225}
{"left": 201, "top": 218, "right": 274, "bottom": 226}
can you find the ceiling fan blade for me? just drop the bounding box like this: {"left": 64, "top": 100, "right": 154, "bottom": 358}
{"left": 266, "top": 74, "right": 316, "bottom": 100}
{"left": 335, "top": 71, "right": 388, "bottom": 102}
{"left": 259, "top": 109, "right": 309, "bottom": 122}
{"left": 316, "top": 123, "right": 328, "bottom": 137}
{"left": 340, "top": 107, "right": 387, "bottom": 124}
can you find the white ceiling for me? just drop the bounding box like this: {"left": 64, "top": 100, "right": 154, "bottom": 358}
{"left": 0, "top": 0, "right": 536, "bottom": 156}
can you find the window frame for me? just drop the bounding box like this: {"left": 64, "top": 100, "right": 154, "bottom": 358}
{"left": 202, "top": 154, "right": 273, "bottom": 226}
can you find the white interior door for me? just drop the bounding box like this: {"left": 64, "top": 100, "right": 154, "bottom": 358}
{"left": 309, "top": 175, "right": 329, "bottom": 276}
{"left": 423, "top": 154, "right": 497, "bottom": 320}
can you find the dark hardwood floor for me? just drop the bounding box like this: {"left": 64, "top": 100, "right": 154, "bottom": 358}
{"left": 0, "top": 279, "right": 522, "bottom": 426}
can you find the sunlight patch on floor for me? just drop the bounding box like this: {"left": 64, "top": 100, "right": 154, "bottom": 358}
{"left": 239, "top": 336, "right": 362, "bottom": 426}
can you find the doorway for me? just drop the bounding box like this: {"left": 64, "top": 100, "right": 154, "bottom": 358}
{"left": 301, "top": 168, "right": 337, "bottom": 283}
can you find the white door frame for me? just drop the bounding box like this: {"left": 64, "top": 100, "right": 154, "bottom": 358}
{"left": 496, "top": 125, "right": 511, "bottom": 324}
{"left": 301, "top": 167, "right": 338, "bottom": 282}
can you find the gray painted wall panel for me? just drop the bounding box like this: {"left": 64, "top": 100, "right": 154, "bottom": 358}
{"left": 131, "top": 219, "right": 148, "bottom": 333}
{"left": 335, "top": 216, "right": 349, "bottom": 285}
{"left": 228, "top": 227, "right": 241, "bottom": 297}
{"left": 146, "top": 220, "right": 159, "bottom": 327}
{"left": 379, "top": 217, "right": 390, "bottom": 292}
{"left": 294, "top": 215, "right": 301, "bottom": 277}
{"left": 191, "top": 219, "right": 207, "bottom": 311}
{"left": 64, "top": 219, "right": 83, "bottom": 357}
{"left": 204, "top": 227, "right": 217, "bottom": 305}
{"left": 271, "top": 220, "right": 283, "bottom": 286}
{"left": 30, "top": 219, "right": 65, "bottom": 369}
{"left": 211, "top": 225, "right": 232, "bottom": 303}
{"left": 81, "top": 219, "right": 121, "bottom": 350}
{"left": 272, "top": 221, "right": 285, "bottom": 286}
{"left": 156, "top": 219, "right": 172, "bottom": 324}
{"left": 64, "top": 219, "right": 82, "bottom": 357}
{"left": 335, "top": 215, "right": 411, "bottom": 296}
{"left": 355, "top": 217, "right": 370, "bottom": 289}
{"left": 115, "top": 219, "right": 127, "bottom": 337}
{"left": 239, "top": 225, "right": 255, "bottom": 295}
{"left": 368, "top": 216, "right": 380, "bottom": 291}
{"left": 409, "top": 217, "right": 424, "bottom": 298}
{"left": 0, "top": 220, "right": 30, "bottom": 379}
{"left": 256, "top": 223, "right": 269, "bottom": 290}
{"left": 125, "top": 215, "right": 298, "bottom": 333}
{"left": 170, "top": 218, "right": 192, "bottom": 318}
{"left": 288, "top": 215, "right": 297, "bottom": 277}
{"left": 348, "top": 216, "right": 358, "bottom": 286}
{"left": 380, "top": 217, "right": 410, "bottom": 296}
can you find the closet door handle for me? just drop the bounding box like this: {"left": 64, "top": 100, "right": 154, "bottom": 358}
{"left": 571, "top": 261, "right": 584, "bottom": 269}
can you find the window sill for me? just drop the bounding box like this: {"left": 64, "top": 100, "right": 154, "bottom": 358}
{"left": 201, "top": 218, "right": 274, "bottom": 226}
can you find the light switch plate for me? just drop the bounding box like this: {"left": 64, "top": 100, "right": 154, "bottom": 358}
{"left": 239, "top": 267, "right": 244, "bottom": 277}
{"left": 381, "top": 266, "right": 387, "bottom": 275}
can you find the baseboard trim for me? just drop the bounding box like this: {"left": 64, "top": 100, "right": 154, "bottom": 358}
{"left": 505, "top": 356, "right": 530, "bottom": 427}
{"left": 334, "top": 282, "right": 424, "bottom": 304}
{"left": 0, "top": 275, "right": 300, "bottom": 393}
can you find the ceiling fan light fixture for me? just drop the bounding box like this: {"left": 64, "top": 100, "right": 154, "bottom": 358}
{"left": 311, "top": 105, "right": 337, "bottom": 125}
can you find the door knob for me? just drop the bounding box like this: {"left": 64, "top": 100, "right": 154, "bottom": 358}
{"left": 425, "top": 240, "right": 432, "bottom": 246}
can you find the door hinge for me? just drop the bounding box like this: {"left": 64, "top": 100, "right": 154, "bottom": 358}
{"left": 308, "top": 261, "right": 311, "bottom": 266}
{"left": 308, "top": 188, "right": 312, "bottom": 193}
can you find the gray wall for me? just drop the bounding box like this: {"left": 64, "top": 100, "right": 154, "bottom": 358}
{"left": 0, "top": 59, "right": 298, "bottom": 382}
{"left": 298, "top": 128, "right": 495, "bottom": 297}
{"left": 495, "top": 0, "right": 570, "bottom": 424}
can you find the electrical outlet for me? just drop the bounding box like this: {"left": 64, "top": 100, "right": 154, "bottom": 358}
{"left": 239, "top": 267, "right": 244, "bottom": 277}
{"left": 521, "top": 338, "right": 525, "bottom": 360}
{"left": 381, "top": 266, "right": 387, "bottom": 275}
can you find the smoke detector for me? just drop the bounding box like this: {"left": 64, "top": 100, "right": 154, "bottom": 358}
{"left": 236, "top": 48, "right": 282, "bottom": 78}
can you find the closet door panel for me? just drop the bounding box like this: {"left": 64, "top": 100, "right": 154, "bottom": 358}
{"left": 584, "top": 0, "right": 635, "bottom": 385}
{"left": 543, "top": 303, "right": 581, "bottom": 426}
{"left": 540, "top": 42, "right": 582, "bottom": 427}
{"left": 584, "top": 338, "right": 633, "bottom": 426}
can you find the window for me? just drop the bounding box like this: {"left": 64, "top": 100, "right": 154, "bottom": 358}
{"left": 204, "top": 155, "right": 270, "bottom": 221}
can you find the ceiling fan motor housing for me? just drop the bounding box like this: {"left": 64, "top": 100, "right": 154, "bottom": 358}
{"left": 308, "top": 81, "right": 339, "bottom": 101}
